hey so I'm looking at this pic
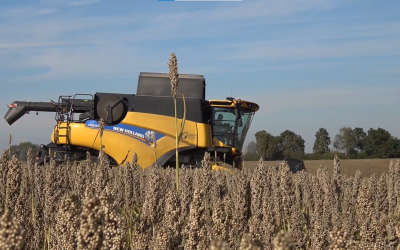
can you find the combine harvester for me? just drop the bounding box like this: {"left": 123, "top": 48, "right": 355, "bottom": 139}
{"left": 4, "top": 72, "right": 263, "bottom": 170}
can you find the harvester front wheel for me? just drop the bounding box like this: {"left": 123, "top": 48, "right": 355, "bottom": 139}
{"left": 233, "top": 156, "right": 243, "bottom": 170}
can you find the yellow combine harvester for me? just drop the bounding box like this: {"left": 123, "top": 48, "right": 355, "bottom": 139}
{"left": 4, "top": 72, "right": 259, "bottom": 169}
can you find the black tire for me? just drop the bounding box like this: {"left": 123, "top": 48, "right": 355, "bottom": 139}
{"left": 35, "top": 142, "right": 56, "bottom": 165}
{"left": 233, "top": 156, "right": 243, "bottom": 170}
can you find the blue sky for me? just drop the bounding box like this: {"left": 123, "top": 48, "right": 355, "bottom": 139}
{"left": 1, "top": 0, "right": 400, "bottom": 154}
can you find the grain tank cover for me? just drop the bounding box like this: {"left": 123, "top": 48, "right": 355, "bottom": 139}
{"left": 136, "top": 72, "right": 206, "bottom": 99}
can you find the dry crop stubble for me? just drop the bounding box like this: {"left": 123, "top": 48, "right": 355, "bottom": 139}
{"left": 0, "top": 149, "right": 400, "bottom": 249}
{"left": 244, "top": 159, "right": 393, "bottom": 177}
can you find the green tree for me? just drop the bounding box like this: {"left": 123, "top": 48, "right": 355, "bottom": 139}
{"left": 333, "top": 127, "right": 357, "bottom": 156}
{"left": 363, "top": 128, "right": 400, "bottom": 158}
{"left": 9, "top": 142, "right": 40, "bottom": 161}
{"left": 246, "top": 141, "right": 256, "bottom": 153}
{"left": 312, "top": 128, "right": 331, "bottom": 154}
{"left": 352, "top": 127, "right": 367, "bottom": 152}
{"left": 276, "top": 130, "right": 305, "bottom": 157}
{"left": 254, "top": 130, "right": 278, "bottom": 160}
{"left": 244, "top": 141, "right": 259, "bottom": 160}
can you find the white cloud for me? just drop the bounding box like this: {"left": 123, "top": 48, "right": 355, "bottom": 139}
{"left": 214, "top": 21, "right": 400, "bottom": 49}
{"left": 223, "top": 39, "right": 400, "bottom": 62}
{"left": 0, "top": 0, "right": 337, "bottom": 47}
{"left": 0, "top": 16, "right": 139, "bottom": 42}
{"left": 371, "top": 68, "right": 400, "bottom": 74}
{"left": 2, "top": 44, "right": 162, "bottom": 81}
{"left": 2, "top": 38, "right": 399, "bottom": 83}
{"left": 178, "top": 60, "right": 352, "bottom": 75}
{"left": 0, "top": 41, "right": 91, "bottom": 50}
{"left": 244, "top": 85, "right": 400, "bottom": 115}
{"left": 153, "top": 0, "right": 336, "bottom": 24}
{"left": 0, "top": 8, "right": 58, "bottom": 18}
{"left": 0, "top": 0, "right": 390, "bottom": 57}
{"left": 70, "top": 0, "right": 101, "bottom": 6}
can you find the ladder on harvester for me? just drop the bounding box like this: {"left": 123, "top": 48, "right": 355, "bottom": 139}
{"left": 52, "top": 94, "right": 94, "bottom": 162}
{"left": 53, "top": 95, "right": 73, "bottom": 160}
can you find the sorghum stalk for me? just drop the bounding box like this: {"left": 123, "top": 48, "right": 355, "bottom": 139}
{"left": 152, "top": 133, "right": 157, "bottom": 167}
{"left": 242, "top": 147, "right": 247, "bottom": 169}
{"left": 98, "top": 118, "right": 105, "bottom": 166}
{"left": 8, "top": 134, "right": 11, "bottom": 156}
{"left": 99, "top": 119, "right": 104, "bottom": 151}
{"left": 168, "top": 52, "right": 180, "bottom": 191}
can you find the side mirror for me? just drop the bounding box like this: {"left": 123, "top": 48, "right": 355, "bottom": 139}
{"left": 235, "top": 104, "right": 241, "bottom": 119}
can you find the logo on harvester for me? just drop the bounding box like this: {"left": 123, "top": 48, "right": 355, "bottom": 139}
{"left": 86, "top": 121, "right": 99, "bottom": 128}
{"left": 112, "top": 126, "right": 145, "bottom": 138}
{"left": 144, "top": 131, "right": 156, "bottom": 143}
{"left": 85, "top": 120, "right": 165, "bottom": 145}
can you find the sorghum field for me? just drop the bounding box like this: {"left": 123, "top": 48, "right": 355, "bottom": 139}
{"left": 1, "top": 148, "right": 400, "bottom": 250}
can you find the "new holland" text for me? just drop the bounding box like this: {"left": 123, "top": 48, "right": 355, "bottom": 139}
{"left": 113, "top": 127, "right": 144, "bottom": 138}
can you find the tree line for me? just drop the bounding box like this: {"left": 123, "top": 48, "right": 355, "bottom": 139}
{"left": 3, "top": 142, "right": 40, "bottom": 161}
{"left": 245, "top": 127, "right": 400, "bottom": 161}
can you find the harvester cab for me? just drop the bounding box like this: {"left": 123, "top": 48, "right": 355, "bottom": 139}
{"left": 208, "top": 98, "right": 257, "bottom": 158}
{"left": 4, "top": 72, "right": 259, "bottom": 169}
